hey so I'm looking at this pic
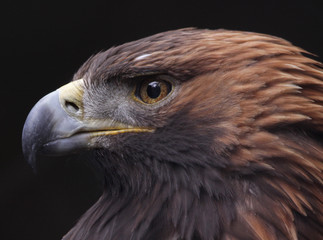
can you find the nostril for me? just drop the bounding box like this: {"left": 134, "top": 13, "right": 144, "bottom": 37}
{"left": 65, "top": 100, "right": 79, "bottom": 113}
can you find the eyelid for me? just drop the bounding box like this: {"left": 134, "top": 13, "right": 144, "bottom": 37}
{"left": 139, "top": 80, "right": 171, "bottom": 104}
{"left": 132, "top": 76, "right": 173, "bottom": 104}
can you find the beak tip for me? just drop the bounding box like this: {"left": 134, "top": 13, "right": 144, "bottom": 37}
{"left": 21, "top": 92, "right": 53, "bottom": 171}
{"left": 22, "top": 129, "right": 38, "bottom": 171}
{"left": 21, "top": 87, "right": 88, "bottom": 172}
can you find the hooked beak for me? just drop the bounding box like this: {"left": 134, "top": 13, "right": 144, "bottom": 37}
{"left": 22, "top": 79, "right": 154, "bottom": 170}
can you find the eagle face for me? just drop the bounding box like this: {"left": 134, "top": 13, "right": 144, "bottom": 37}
{"left": 22, "top": 29, "right": 323, "bottom": 240}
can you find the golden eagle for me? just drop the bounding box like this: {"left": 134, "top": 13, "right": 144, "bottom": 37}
{"left": 22, "top": 28, "right": 323, "bottom": 240}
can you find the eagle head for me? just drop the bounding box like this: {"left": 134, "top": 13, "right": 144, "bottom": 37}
{"left": 22, "top": 28, "right": 323, "bottom": 240}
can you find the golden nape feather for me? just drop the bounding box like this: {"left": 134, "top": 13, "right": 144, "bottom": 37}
{"left": 22, "top": 28, "right": 323, "bottom": 240}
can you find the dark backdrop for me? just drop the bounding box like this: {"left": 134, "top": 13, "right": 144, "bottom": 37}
{"left": 1, "top": 0, "right": 322, "bottom": 239}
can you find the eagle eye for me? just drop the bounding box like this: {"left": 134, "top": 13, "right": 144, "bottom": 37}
{"left": 136, "top": 79, "right": 172, "bottom": 104}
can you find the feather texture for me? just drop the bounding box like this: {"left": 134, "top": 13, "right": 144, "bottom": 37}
{"left": 58, "top": 28, "right": 323, "bottom": 239}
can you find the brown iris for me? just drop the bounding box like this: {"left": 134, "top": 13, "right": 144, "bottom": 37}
{"left": 138, "top": 79, "right": 172, "bottom": 104}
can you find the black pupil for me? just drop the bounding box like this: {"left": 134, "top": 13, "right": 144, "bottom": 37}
{"left": 147, "top": 81, "right": 161, "bottom": 98}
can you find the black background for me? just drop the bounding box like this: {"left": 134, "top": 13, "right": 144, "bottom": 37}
{"left": 1, "top": 0, "right": 322, "bottom": 239}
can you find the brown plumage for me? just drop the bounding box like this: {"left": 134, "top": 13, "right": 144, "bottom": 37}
{"left": 22, "top": 28, "right": 323, "bottom": 240}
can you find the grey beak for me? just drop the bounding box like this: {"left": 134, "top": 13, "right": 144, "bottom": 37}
{"left": 22, "top": 89, "right": 89, "bottom": 170}
{"left": 22, "top": 79, "right": 154, "bottom": 171}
